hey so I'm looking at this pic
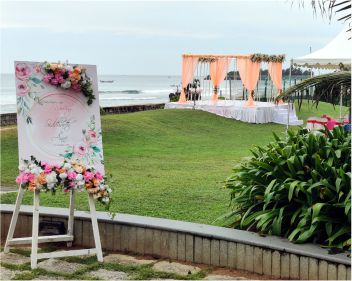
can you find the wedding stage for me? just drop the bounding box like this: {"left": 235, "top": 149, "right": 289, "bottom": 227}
{"left": 165, "top": 100, "right": 303, "bottom": 125}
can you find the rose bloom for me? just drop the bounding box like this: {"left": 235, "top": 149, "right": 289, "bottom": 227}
{"left": 73, "top": 164, "right": 85, "bottom": 174}
{"left": 15, "top": 63, "right": 31, "bottom": 80}
{"left": 85, "top": 181, "right": 93, "bottom": 189}
{"left": 36, "top": 173, "right": 47, "bottom": 185}
{"left": 74, "top": 142, "right": 87, "bottom": 157}
{"left": 28, "top": 181, "right": 37, "bottom": 192}
{"left": 86, "top": 130, "right": 97, "bottom": 144}
{"left": 16, "top": 82, "right": 29, "bottom": 97}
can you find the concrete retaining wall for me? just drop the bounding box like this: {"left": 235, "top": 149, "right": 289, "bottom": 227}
{"left": 0, "top": 204, "right": 350, "bottom": 280}
{"left": 0, "top": 103, "right": 165, "bottom": 126}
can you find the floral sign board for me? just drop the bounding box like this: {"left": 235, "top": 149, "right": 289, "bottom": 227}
{"left": 15, "top": 61, "right": 105, "bottom": 174}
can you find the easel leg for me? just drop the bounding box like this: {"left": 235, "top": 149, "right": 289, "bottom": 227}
{"left": 88, "top": 194, "right": 103, "bottom": 262}
{"left": 31, "top": 190, "right": 40, "bottom": 269}
{"left": 67, "top": 189, "right": 75, "bottom": 247}
{"left": 4, "top": 186, "right": 25, "bottom": 253}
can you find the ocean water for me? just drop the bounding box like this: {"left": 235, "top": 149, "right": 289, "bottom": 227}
{"left": 0, "top": 73, "right": 283, "bottom": 114}
{"left": 0, "top": 74, "right": 181, "bottom": 114}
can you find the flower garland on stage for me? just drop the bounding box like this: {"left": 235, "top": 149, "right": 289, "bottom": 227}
{"left": 250, "top": 54, "right": 285, "bottom": 63}
{"left": 16, "top": 156, "right": 111, "bottom": 206}
{"left": 42, "top": 62, "right": 95, "bottom": 105}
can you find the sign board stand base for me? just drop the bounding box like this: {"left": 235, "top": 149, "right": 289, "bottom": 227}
{"left": 4, "top": 187, "right": 103, "bottom": 269}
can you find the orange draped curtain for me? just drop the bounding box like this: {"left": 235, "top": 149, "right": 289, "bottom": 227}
{"left": 237, "top": 57, "right": 260, "bottom": 107}
{"left": 179, "top": 56, "right": 199, "bottom": 103}
{"left": 268, "top": 61, "right": 283, "bottom": 103}
{"left": 210, "top": 58, "right": 230, "bottom": 102}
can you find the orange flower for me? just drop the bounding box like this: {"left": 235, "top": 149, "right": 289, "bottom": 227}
{"left": 85, "top": 182, "right": 93, "bottom": 189}
{"left": 36, "top": 173, "right": 47, "bottom": 185}
{"left": 92, "top": 178, "right": 100, "bottom": 187}
{"left": 73, "top": 164, "right": 85, "bottom": 173}
{"left": 28, "top": 181, "right": 37, "bottom": 191}
{"left": 56, "top": 168, "right": 65, "bottom": 174}
{"left": 50, "top": 63, "right": 58, "bottom": 71}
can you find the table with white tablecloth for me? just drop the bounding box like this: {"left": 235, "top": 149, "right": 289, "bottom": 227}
{"left": 164, "top": 100, "right": 303, "bottom": 125}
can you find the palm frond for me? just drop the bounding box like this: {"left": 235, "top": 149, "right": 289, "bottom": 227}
{"left": 276, "top": 71, "right": 351, "bottom": 109}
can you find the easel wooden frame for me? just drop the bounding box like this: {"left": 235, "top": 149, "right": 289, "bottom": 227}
{"left": 4, "top": 187, "right": 103, "bottom": 269}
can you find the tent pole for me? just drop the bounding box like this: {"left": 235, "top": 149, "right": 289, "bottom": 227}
{"left": 286, "top": 60, "right": 293, "bottom": 135}
{"left": 339, "top": 86, "right": 342, "bottom": 122}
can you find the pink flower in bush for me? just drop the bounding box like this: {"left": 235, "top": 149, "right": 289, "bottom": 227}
{"left": 67, "top": 171, "right": 77, "bottom": 180}
{"left": 83, "top": 171, "right": 94, "bottom": 181}
{"left": 16, "top": 82, "right": 29, "bottom": 97}
{"left": 74, "top": 142, "right": 87, "bottom": 156}
{"left": 15, "top": 63, "right": 31, "bottom": 80}
{"left": 95, "top": 171, "right": 103, "bottom": 181}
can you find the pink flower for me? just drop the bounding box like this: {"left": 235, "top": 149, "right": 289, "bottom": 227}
{"left": 43, "top": 74, "right": 53, "bottom": 83}
{"left": 16, "top": 82, "right": 29, "bottom": 97}
{"left": 83, "top": 171, "right": 94, "bottom": 181}
{"left": 15, "top": 172, "right": 34, "bottom": 184}
{"left": 86, "top": 130, "right": 97, "bottom": 144}
{"left": 50, "top": 78, "right": 59, "bottom": 85}
{"left": 34, "top": 65, "right": 41, "bottom": 73}
{"left": 95, "top": 172, "right": 103, "bottom": 181}
{"left": 67, "top": 171, "right": 77, "bottom": 180}
{"left": 15, "top": 63, "right": 31, "bottom": 80}
{"left": 74, "top": 142, "right": 87, "bottom": 157}
{"left": 44, "top": 167, "right": 52, "bottom": 174}
{"left": 71, "top": 83, "right": 81, "bottom": 92}
{"left": 16, "top": 172, "right": 27, "bottom": 184}
{"left": 69, "top": 181, "right": 76, "bottom": 187}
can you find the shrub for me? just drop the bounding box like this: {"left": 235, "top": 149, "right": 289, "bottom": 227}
{"left": 222, "top": 126, "right": 351, "bottom": 249}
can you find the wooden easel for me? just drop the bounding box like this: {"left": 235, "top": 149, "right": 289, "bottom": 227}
{"left": 4, "top": 187, "right": 103, "bottom": 269}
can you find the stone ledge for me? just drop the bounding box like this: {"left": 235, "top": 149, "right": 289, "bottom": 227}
{"left": 0, "top": 204, "right": 350, "bottom": 266}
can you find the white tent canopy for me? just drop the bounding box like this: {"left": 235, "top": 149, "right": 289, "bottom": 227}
{"left": 292, "top": 26, "right": 351, "bottom": 69}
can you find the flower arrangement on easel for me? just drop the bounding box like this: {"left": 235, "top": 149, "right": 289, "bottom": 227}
{"left": 16, "top": 156, "right": 112, "bottom": 206}
{"left": 42, "top": 62, "right": 95, "bottom": 105}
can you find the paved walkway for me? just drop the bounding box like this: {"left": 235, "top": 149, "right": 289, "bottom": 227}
{"left": 0, "top": 246, "right": 276, "bottom": 280}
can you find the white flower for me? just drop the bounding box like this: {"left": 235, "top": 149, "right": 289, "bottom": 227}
{"left": 107, "top": 188, "right": 112, "bottom": 193}
{"left": 25, "top": 169, "right": 30, "bottom": 173}
{"left": 102, "top": 197, "right": 110, "bottom": 203}
{"left": 46, "top": 171, "right": 58, "bottom": 184}
{"left": 59, "top": 173, "right": 67, "bottom": 179}
{"left": 18, "top": 164, "right": 26, "bottom": 171}
{"left": 76, "top": 174, "right": 83, "bottom": 181}
{"left": 99, "top": 185, "right": 106, "bottom": 191}
{"left": 63, "top": 163, "right": 71, "bottom": 169}
{"left": 61, "top": 80, "right": 71, "bottom": 89}
{"left": 31, "top": 167, "right": 42, "bottom": 175}
{"left": 29, "top": 163, "right": 37, "bottom": 169}
{"left": 77, "top": 180, "right": 85, "bottom": 188}
{"left": 47, "top": 183, "right": 56, "bottom": 190}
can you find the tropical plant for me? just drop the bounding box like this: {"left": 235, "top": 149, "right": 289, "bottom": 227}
{"left": 221, "top": 126, "right": 351, "bottom": 249}
{"left": 277, "top": 71, "right": 351, "bottom": 110}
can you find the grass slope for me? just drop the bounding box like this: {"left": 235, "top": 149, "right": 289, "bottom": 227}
{"left": 0, "top": 101, "right": 346, "bottom": 224}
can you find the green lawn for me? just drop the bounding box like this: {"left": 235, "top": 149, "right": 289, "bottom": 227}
{"left": 0, "top": 101, "right": 347, "bottom": 225}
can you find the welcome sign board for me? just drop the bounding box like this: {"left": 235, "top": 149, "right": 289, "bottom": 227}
{"left": 14, "top": 61, "right": 104, "bottom": 174}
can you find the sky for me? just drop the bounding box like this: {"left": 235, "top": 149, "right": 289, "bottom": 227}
{"left": 0, "top": 0, "right": 345, "bottom": 75}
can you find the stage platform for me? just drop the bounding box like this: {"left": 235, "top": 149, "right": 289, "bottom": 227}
{"left": 165, "top": 100, "right": 303, "bottom": 125}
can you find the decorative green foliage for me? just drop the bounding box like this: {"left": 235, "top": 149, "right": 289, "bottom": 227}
{"left": 223, "top": 126, "right": 351, "bottom": 249}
